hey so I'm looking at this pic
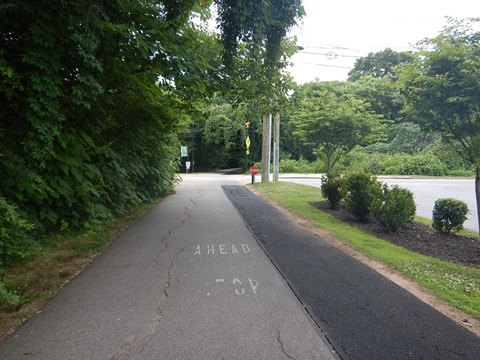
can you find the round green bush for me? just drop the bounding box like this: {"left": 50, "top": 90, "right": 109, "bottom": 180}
{"left": 371, "top": 185, "right": 416, "bottom": 232}
{"left": 432, "top": 198, "right": 469, "bottom": 233}
{"left": 321, "top": 175, "right": 345, "bottom": 209}
{"left": 344, "top": 171, "right": 382, "bottom": 223}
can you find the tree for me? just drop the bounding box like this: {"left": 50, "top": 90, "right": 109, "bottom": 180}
{"left": 188, "top": 96, "right": 248, "bottom": 170}
{"left": 348, "top": 48, "right": 413, "bottom": 81}
{"left": 291, "top": 82, "right": 385, "bottom": 174}
{"left": 397, "top": 17, "right": 480, "bottom": 234}
{"left": 0, "top": 0, "right": 305, "bottom": 265}
{"left": 346, "top": 75, "right": 404, "bottom": 122}
{"left": 214, "top": 0, "right": 304, "bottom": 173}
{"left": 214, "top": 0, "right": 303, "bottom": 71}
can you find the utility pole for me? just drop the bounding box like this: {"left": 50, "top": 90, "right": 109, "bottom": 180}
{"left": 191, "top": 121, "right": 195, "bottom": 173}
{"left": 261, "top": 114, "right": 271, "bottom": 183}
{"left": 273, "top": 113, "right": 280, "bottom": 182}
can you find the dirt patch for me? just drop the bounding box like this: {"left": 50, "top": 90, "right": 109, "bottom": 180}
{"left": 312, "top": 200, "right": 480, "bottom": 267}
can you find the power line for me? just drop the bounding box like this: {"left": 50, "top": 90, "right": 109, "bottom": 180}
{"left": 295, "top": 62, "right": 353, "bottom": 69}
{"left": 296, "top": 50, "right": 412, "bottom": 62}
{"left": 299, "top": 51, "right": 361, "bottom": 59}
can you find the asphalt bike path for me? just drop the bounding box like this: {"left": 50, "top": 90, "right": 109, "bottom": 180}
{"left": 222, "top": 185, "right": 480, "bottom": 360}
{"left": 0, "top": 175, "right": 337, "bottom": 360}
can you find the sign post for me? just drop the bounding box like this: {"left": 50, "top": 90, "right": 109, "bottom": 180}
{"left": 249, "top": 164, "right": 259, "bottom": 184}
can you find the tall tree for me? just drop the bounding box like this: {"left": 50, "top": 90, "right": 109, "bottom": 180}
{"left": 398, "top": 17, "right": 480, "bottom": 233}
{"left": 346, "top": 75, "right": 404, "bottom": 122}
{"left": 348, "top": 48, "right": 413, "bottom": 81}
{"left": 214, "top": 0, "right": 304, "bottom": 167}
{"left": 0, "top": 0, "right": 305, "bottom": 264}
{"left": 291, "top": 82, "right": 384, "bottom": 174}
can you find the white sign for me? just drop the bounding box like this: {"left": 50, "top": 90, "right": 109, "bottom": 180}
{"left": 181, "top": 146, "right": 188, "bottom": 157}
{"left": 186, "top": 161, "right": 191, "bottom": 170}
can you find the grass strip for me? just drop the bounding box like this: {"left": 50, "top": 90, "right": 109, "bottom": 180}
{"left": 253, "top": 182, "right": 480, "bottom": 319}
{"left": 0, "top": 198, "right": 163, "bottom": 339}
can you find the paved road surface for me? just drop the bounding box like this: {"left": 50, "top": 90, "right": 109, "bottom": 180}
{"left": 224, "top": 185, "right": 480, "bottom": 360}
{"left": 280, "top": 175, "right": 478, "bottom": 232}
{"left": 0, "top": 174, "right": 336, "bottom": 360}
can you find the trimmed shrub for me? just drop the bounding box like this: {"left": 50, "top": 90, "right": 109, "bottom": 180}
{"left": 372, "top": 185, "right": 416, "bottom": 232}
{"left": 321, "top": 174, "right": 345, "bottom": 209}
{"left": 344, "top": 171, "right": 382, "bottom": 223}
{"left": 432, "top": 198, "right": 469, "bottom": 233}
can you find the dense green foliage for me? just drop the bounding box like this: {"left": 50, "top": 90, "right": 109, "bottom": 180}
{"left": 398, "top": 18, "right": 480, "bottom": 170}
{"left": 186, "top": 96, "right": 248, "bottom": 170}
{"left": 1, "top": 1, "right": 202, "bottom": 250}
{"left": 371, "top": 185, "right": 416, "bottom": 232}
{"left": 0, "top": 0, "right": 304, "bottom": 270}
{"left": 344, "top": 171, "right": 382, "bottom": 223}
{"left": 347, "top": 48, "right": 413, "bottom": 81}
{"left": 291, "top": 82, "right": 385, "bottom": 173}
{"left": 320, "top": 174, "right": 345, "bottom": 209}
{"left": 215, "top": 0, "right": 303, "bottom": 70}
{"left": 279, "top": 23, "right": 476, "bottom": 181}
{"left": 398, "top": 17, "right": 480, "bottom": 231}
{"left": 0, "top": 196, "right": 35, "bottom": 265}
{"left": 432, "top": 198, "right": 469, "bottom": 234}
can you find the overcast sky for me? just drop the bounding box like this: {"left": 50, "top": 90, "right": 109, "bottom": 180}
{"left": 289, "top": 0, "right": 480, "bottom": 83}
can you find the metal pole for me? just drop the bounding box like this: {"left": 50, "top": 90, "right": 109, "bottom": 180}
{"left": 191, "top": 121, "right": 195, "bottom": 173}
{"left": 268, "top": 114, "right": 272, "bottom": 180}
{"left": 273, "top": 113, "right": 280, "bottom": 182}
{"left": 261, "top": 114, "right": 270, "bottom": 183}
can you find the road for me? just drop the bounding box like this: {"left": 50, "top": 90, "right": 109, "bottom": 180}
{"left": 0, "top": 174, "right": 337, "bottom": 360}
{"left": 280, "top": 175, "right": 478, "bottom": 232}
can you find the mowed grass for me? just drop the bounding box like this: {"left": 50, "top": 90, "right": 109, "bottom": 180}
{"left": 253, "top": 182, "right": 480, "bottom": 319}
{"left": 0, "top": 199, "right": 160, "bottom": 339}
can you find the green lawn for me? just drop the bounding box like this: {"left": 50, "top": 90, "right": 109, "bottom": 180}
{"left": 253, "top": 182, "right": 480, "bottom": 319}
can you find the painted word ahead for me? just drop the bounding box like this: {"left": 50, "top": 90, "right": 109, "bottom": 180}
{"left": 194, "top": 244, "right": 251, "bottom": 256}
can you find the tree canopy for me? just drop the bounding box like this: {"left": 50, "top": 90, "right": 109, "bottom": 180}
{"left": 291, "top": 82, "right": 385, "bottom": 174}
{"left": 0, "top": 0, "right": 303, "bottom": 265}
{"left": 348, "top": 48, "right": 413, "bottom": 81}
{"left": 398, "top": 17, "right": 480, "bottom": 231}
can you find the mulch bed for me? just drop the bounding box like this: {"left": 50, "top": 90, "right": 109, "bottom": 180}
{"left": 312, "top": 200, "right": 480, "bottom": 267}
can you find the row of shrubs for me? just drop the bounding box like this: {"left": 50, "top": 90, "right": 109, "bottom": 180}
{"left": 321, "top": 171, "right": 469, "bottom": 233}
{"left": 278, "top": 151, "right": 474, "bottom": 177}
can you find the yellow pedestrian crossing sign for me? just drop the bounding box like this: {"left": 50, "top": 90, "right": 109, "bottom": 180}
{"left": 246, "top": 136, "right": 251, "bottom": 155}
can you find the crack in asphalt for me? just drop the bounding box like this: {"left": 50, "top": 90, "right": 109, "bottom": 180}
{"left": 154, "top": 206, "right": 192, "bottom": 270}
{"left": 135, "top": 245, "right": 189, "bottom": 356}
{"left": 133, "top": 205, "right": 193, "bottom": 357}
{"left": 110, "top": 197, "right": 196, "bottom": 360}
{"left": 162, "top": 244, "right": 187, "bottom": 298}
{"left": 108, "top": 335, "right": 136, "bottom": 360}
{"left": 276, "top": 329, "right": 297, "bottom": 360}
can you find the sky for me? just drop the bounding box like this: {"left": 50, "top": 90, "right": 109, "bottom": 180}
{"left": 289, "top": 0, "right": 480, "bottom": 83}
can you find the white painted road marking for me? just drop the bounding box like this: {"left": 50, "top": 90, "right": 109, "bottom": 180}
{"left": 194, "top": 244, "right": 251, "bottom": 256}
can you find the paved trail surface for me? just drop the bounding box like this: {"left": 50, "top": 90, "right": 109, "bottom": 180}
{"left": 0, "top": 175, "right": 336, "bottom": 360}
{"left": 223, "top": 185, "right": 480, "bottom": 360}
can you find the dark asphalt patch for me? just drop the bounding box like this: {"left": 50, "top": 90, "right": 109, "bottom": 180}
{"left": 223, "top": 185, "right": 480, "bottom": 360}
